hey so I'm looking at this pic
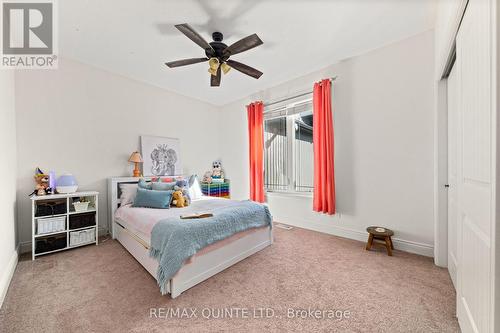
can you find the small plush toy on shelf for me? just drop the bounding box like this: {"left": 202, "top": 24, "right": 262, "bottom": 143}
{"left": 202, "top": 171, "right": 213, "bottom": 184}
{"left": 30, "top": 167, "right": 53, "bottom": 196}
{"left": 211, "top": 160, "right": 225, "bottom": 184}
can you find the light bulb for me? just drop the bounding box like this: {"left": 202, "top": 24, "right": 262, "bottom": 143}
{"left": 208, "top": 58, "right": 220, "bottom": 76}
{"left": 221, "top": 62, "right": 231, "bottom": 74}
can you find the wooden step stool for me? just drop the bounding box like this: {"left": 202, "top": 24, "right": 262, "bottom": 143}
{"left": 365, "top": 226, "right": 394, "bottom": 256}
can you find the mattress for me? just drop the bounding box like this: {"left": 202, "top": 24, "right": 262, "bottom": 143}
{"left": 114, "top": 197, "right": 267, "bottom": 255}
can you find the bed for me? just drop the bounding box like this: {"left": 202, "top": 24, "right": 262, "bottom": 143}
{"left": 108, "top": 176, "right": 273, "bottom": 298}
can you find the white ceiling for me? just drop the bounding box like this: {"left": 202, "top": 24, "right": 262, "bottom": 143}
{"left": 60, "top": 0, "right": 435, "bottom": 106}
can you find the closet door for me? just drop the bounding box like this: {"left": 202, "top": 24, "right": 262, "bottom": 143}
{"left": 447, "top": 64, "right": 458, "bottom": 289}
{"left": 455, "top": 0, "right": 494, "bottom": 331}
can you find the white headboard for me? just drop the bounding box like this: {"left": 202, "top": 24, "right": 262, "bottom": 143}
{"left": 107, "top": 176, "right": 184, "bottom": 238}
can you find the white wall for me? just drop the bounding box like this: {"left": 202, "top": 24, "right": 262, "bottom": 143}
{"left": 14, "top": 33, "right": 436, "bottom": 256}
{"left": 219, "top": 31, "right": 435, "bottom": 256}
{"left": 0, "top": 71, "right": 18, "bottom": 307}
{"left": 15, "top": 58, "right": 221, "bottom": 250}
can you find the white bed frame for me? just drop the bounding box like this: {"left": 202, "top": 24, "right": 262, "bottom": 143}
{"left": 108, "top": 177, "right": 273, "bottom": 298}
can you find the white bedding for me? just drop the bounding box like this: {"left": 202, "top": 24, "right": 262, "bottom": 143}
{"left": 115, "top": 197, "right": 247, "bottom": 245}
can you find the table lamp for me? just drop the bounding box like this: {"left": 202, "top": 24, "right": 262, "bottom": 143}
{"left": 128, "top": 151, "right": 143, "bottom": 177}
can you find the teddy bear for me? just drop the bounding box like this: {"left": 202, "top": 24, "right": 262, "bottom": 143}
{"left": 33, "top": 173, "right": 50, "bottom": 196}
{"left": 202, "top": 171, "right": 213, "bottom": 184}
{"left": 171, "top": 190, "right": 187, "bottom": 208}
{"left": 211, "top": 160, "right": 224, "bottom": 180}
{"left": 29, "top": 167, "right": 55, "bottom": 196}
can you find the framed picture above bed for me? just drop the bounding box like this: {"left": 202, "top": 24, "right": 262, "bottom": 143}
{"left": 141, "top": 136, "right": 183, "bottom": 176}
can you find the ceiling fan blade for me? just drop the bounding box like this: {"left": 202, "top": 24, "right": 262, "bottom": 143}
{"left": 223, "top": 34, "right": 263, "bottom": 57}
{"left": 226, "top": 60, "right": 263, "bottom": 79}
{"left": 211, "top": 66, "right": 221, "bottom": 87}
{"left": 165, "top": 58, "right": 208, "bottom": 68}
{"left": 175, "top": 24, "right": 214, "bottom": 53}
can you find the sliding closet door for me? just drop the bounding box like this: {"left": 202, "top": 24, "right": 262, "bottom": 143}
{"left": 455, "top": 0, "right": 494, "bottom": 331}
{"left": 447, "top": 64, "right": 458, "bottom": 289}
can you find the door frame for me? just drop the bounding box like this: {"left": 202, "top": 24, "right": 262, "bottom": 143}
{"left": 446, "top": 62, "right": 459, "bottom": 289}
{"left": 434, "top": 1, "right": 468, "bottom": 268}
{"left": 434, "top": 76, "right": 449, "bottom": 267}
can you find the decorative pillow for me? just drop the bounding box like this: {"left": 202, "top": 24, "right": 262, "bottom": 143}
{"left": 152, "top": 177, "right": 182, "bottom": 183}
{"left": 188, "top": 175, "right": 204, "bottom": 200}
{"left": 138, "top": 179, "right": 152, "bottom": 190}
{"left": 119, "top": 184, "right": 138, "bottom": 206}
{"left": 132, "top": 188, "right": 173, "bottom": 209}
{"left": 152, "top": 181, "right": 176, "bottom": 191}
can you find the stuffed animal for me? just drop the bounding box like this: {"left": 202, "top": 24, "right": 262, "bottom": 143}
{"left": 171, "top": 190, "right": 187, "bottom": 208}
{"left": 211, "top": 160, "right": 224, "bottom": 179}
{"left": 174, "top": 179, "right": 190, "bottom": 205}
{"left": 30, "top": 168, "right": 52, "bottom": 196}
{"left": 34, "top": 174, "right": 50, "bottom": 196}
{"left": 202, "top": 171, "right": 213, "bottom": 184}
{"left": 174, "top": 179, "right": 188, "bottom": 191}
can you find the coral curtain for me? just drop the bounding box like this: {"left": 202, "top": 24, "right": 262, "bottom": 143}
{"left": 313, "top": 79, "right": 336, "bottom": 214}
{"left": 247, "top": 101, "right": 265, "bottom": 203}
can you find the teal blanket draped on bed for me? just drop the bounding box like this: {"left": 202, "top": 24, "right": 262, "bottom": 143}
{"left": 149, "top": 200, "right": 272, "bottom": 295}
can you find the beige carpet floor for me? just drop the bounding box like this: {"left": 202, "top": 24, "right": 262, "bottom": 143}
{"left": 0, "top": 227, "right": 459, "bottom": 333}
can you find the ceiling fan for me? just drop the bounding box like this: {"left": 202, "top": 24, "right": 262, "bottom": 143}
{"left": 165, "top": 24, "right": 264, "bottom": 87}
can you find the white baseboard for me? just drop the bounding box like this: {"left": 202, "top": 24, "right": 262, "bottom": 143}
{"left": 275, "top": 217, "right": 434, "bottom": 257}
{"left": 21, "top": 221, "right": 433, "bottom": 257}
{"left": 0, "top": 245, "right": 19, "bottom": 309}
{"left": 19, "top": 241, "right": 31, "bottom": 254}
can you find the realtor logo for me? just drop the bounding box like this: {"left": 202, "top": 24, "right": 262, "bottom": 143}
{"left": 1, "top": 0, "right": 58, "bottom": 68}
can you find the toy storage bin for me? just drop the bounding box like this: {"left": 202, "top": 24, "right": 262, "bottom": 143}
{"left": 35, "top": 199, "right": 67, "bottom": 217}
{"left": 201, "top": 181, "right": 230, "bottom": 198}
{"left": 72, "top": 201, "right": 89, "bottom": 212}
{"left": 69, "top": 212, "right": 96, "bottom": 229}
{"left": 69, "top": 195, "right": 96, "bottom": 213}
{"left": 36, "top": 216, "right": 66, "bottom": 235}
{"left": 35, "top": 234, "right": 67, "bottom": 254}
{"left": 69, "top": 228, "right": 95, "bottom": 246}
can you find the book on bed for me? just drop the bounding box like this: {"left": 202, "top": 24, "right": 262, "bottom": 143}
{"left": 180, "top": 212, "right": 214, "bottom": 219}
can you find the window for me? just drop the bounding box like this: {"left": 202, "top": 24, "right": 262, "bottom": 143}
{"left": 264, "top": 98, "right": 313, "bottom": 193}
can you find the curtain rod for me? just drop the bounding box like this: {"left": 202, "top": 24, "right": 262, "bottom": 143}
{"left": 263, "top": 76, "right": 337, "bottom": 108}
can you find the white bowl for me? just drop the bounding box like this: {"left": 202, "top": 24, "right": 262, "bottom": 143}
{"left": 56, "top": 185, "right": 78, "bottom": 194}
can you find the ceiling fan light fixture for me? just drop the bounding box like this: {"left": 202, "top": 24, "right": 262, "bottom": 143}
{"left": 165, "top": 24, "right": 264, "bottom": 86}
{"left": 221, "top": 62, "right": 231, "bottom": 74}
{"left": 208, "top": 57, "right": 220, "bottom": 76}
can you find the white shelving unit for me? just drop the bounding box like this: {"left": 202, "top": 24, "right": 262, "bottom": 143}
{"left": 31, "top": 191, "right": 99, "bottom": 260}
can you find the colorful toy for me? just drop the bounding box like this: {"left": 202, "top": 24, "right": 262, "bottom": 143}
{"left": 30, "top": 167, "right": 53, "bottom": 196}
{"left": 211, "top": 160, "right": 224, "bottom": 180}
